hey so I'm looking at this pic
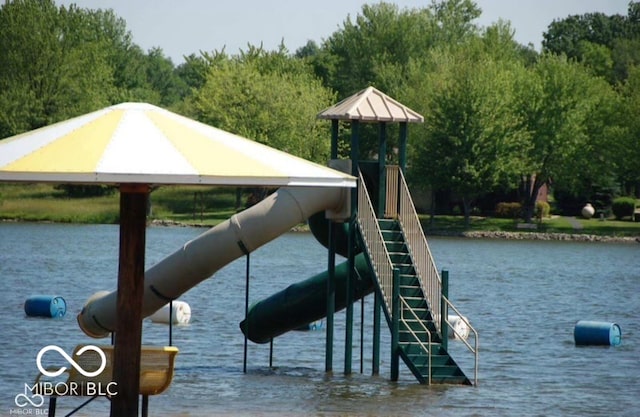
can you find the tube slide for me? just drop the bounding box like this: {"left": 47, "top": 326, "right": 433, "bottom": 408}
{"left": 78, "top": 186, "right": 348, "bottom": 338}
{"left": 240, "top": 253, "right": 375, "bottom": 344}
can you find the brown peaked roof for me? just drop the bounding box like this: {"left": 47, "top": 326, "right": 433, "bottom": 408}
{"left": 317, "top": 86, "right": 424, "bottom": 123}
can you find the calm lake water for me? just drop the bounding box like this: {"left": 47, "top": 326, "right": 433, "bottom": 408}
{"left": 1, "top": 223, "right": 638, "bottom": 416}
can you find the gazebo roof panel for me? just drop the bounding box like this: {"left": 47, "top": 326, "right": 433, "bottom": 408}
{"left": 317, "top": 86, "right": 424, "bottom": 123}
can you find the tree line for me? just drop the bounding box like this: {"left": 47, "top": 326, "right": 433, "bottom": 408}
{"left": 1, "top": 0, "right": 639, "bottom": 223}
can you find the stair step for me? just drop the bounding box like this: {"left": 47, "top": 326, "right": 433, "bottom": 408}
{"left": 388, "top": 252, "right": 412, "bottom": 264}
{"left": 418, "top": 364, "right": 468, "bottom": 379}
{"left": 399, "top": 274, "right": 419, "bottom": 286}
{"left": 401, "top": 319, "right": 438, "bottom": 333}
{"left": 377, "top": 219, "right": 401, "bottom": 231}
{"left": 402, "top": 296, "right": 428, "bottom": 309}
{"left": 399, "top": 286, "right": 423, "bottom": 297}
{"left": 428, "top": 375, "right": 472, "bottom": 385}
{"left": 401, "top": 341, "right": 444, "bottom": 354}
{"left": 381, "top": 231, "right": 403, "bottom": 243}
{"left": 384, "top": 241, "right": 407, "bottom": 253}
{"left": 405, "top": 353, "right": 452, "bottom": 368}
{"left": 396, "top": 264, "right": 416, "bottom": 275}
{"left": 399, "top": 332, "right": 428, "bottom": 343}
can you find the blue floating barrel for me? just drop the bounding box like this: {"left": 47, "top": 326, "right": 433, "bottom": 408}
{"left": 574, "top": 320, "right": 621, "bottom": 346}
{"left": 24, "top": 296, "right": 66, "bottom": 318}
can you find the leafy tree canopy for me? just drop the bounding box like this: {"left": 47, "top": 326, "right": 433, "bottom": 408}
{"left": 187, "top": 46, "right": 335, "bottom": 164}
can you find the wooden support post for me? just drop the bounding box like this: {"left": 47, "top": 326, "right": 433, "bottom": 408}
{"left": 111, "top": 184, "right": 149, "bottom": 417}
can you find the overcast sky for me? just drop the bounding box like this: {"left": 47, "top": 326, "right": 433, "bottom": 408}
{"left": 56, "top": 0, "right": 630, "bottom": 64}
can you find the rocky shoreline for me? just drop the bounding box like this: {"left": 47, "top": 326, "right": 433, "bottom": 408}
{"left": 149, "top": 219, "right": 639, "bottom": 244}
{"left": 427, "top": 230, "right": 639, "bottom": 244}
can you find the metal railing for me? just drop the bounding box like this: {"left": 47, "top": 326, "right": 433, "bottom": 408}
{"left": 443, "top": 297, "right": 479, "bottom": 385}
{"left": 385, "top": 166, "right": 442, "bottom": 333}
{"left": 358, "top": 166, "right": 478, "bottom": 385}
{"left": 400, "top": 297, "right": 433, "bottom": 385}
{"left": 385, "top": 165, "right": 478, "bottom": 385}
{"left": 356, "top": 170, "right": 394, "bottom": 313}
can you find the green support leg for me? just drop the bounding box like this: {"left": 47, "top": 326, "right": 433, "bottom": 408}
{"left": 326, "top": 222, "right": 336, "bottom": 372}
{"left": 391, "top": 268, "right": 400, "bottom": 381}
{"left": 344, "top": 217, "right": 355, "bottom": 375}
{"left": 441, "top": 270, "right": 449, "bottom": 351}
{"left": 378, "top": 122, "right": 387, "bottom": 217}
{"left": 372, "top": 290, "right": 381, "bottom": 375}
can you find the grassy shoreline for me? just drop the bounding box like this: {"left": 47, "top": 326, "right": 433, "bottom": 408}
{"left": 2, "top": 184, "right": 639, "bottom": 241}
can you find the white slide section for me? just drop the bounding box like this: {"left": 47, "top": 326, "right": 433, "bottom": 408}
{"left": 78, "top": 186, "right": 348, "bottom": 338}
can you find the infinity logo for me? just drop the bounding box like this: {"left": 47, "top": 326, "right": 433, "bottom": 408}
{"left": 36, "top": 345, "right": 107, "bottom": 378}
{"left": 14, "top": 384, "right": 44, "bottom": 408}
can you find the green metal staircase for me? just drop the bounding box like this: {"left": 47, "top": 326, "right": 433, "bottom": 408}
{"left": 357, "top": 166, "right": 478, "bottom": 385}
{"left": 379, "top": 218, "right": 471, "bottom": 385}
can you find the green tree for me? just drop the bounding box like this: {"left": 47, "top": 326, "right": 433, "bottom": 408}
{"left": 542, "top": 3, "right": 640, "bottom": 84}
{"left": 0, "top": 0, "right": 115, "bottom": 137}
{"left": 144, "top": 47, "right": 189, "bottom": 107}
{"left": 314, "top": 2, "right": 439, "bottom": 98}
{"left": 431, "top": 0, "right": 481, "bottom": 45}
{"left": 515, "top": 54, "right": 615, "bottom": 221}
{"left": 175, "top": 53, "right": 213, "bottom": 91}
{"left": 187, "top": 46, "right": 335, "bottom": 164}
{"left": 403, "top": 41, "right": 527, "bottom": 225}
{"left": 615, "top": 66, "right": 640, "bottom": 196}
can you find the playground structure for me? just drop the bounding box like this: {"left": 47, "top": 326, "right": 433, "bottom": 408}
{"left": 77, "top": 87, "right": 478, "bottom": 386}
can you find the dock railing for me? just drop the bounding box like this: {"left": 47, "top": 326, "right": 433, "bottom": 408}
{"left": 385, "top": 165, "right": 478, "bottom": 385}
{"left": 357, "top": 170, "right": 395, "bottom": 313}
{"left": 385, "top": 165, "right": 442, "bottom": 332}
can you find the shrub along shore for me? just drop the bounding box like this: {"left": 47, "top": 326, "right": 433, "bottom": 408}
{"left": 1, "top": 184, "right": 639, "bottom": 244}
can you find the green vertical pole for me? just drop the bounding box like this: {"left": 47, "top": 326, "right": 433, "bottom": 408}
{"left": 440, "top": 270, "right": 449, "bottom": 351}
{"left": 331, "top": 119, "right": 339, "bottom": 160}
{"left": 345, "top": 120, "right": 359, "bottom": 375}
{"left": 391, "top": 268, "right": 400, "bottom": 381}
{"left": 243, "top": 253, "right": 250, "bottom": 373}
{"left": 326, "top": 221, "right": 336, "bottom": 372}
{"left": 378, "top": 122, "right": 387, "bottom": 217}
{"left": 399, "top": 122, "right": 408, "bottom": 173}
{"left": 344, "top": 229, "right": 353, "bottom": 374}
{"left": 372, "top": 289, "right": 381, "bottom": 375}
{"left": 359, "top": 297, "right": 364, "bottom": 374}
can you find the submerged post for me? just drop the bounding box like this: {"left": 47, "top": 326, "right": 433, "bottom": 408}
{"left": 391, "top": 268, "right": 400, "bottom": 381}
{"left": 325, "top": 221, "right": 336, "bottom": 372}
{"left": 344, "top": 120, "right": 360, "bottom": 375}
{"left": 441, "top": 270, "right": 449, "bottom": 351}
{"left": 243, "top": 252, "right": 250, "bottom": 373}
{"left": 372, "top": 290, "right": 381, "bottom": 375}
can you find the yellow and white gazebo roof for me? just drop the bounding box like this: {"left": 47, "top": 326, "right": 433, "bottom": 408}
{"left": 0, "top": 102, "right": 355, "bottom": 188}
